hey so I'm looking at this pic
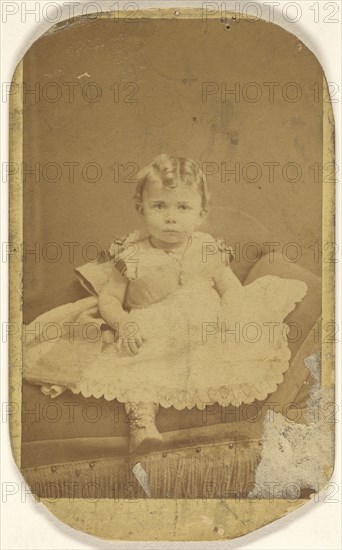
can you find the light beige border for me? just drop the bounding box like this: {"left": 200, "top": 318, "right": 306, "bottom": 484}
{"left": 9, "top": 8, "right": 335, "bottom": 541}
{"left": 322, "top": 77, "right": 335, "bottom": 390}
{"left": 9, "top": 59, "right": 23, "bottom": 469}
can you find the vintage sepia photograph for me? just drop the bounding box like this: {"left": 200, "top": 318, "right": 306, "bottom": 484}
{"left": 8, "top": 6, "right": 335, "bottom": 542}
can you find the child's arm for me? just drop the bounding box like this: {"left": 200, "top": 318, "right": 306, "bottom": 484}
{"left": 213, "top": 262, "right": 243, "bottom": 297}
{"left": 98, "top": 273, "right": 142, "bottom": 355}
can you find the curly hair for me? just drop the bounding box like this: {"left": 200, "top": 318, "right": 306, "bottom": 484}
{"left": 134, "top": 154, "right": 210, "bottom": 212}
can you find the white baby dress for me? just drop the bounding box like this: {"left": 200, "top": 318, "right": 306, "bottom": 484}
{"left": 23, "top": 231, "right": 307, "bottom": 409}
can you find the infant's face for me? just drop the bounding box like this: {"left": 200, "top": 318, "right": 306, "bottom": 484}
{"left": 140, "top": 177, "right": 204, "bottom": 245}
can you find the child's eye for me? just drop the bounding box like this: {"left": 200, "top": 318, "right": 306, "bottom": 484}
{"left": 179, "top": 204, "right": 190, "bottom": 210}
{"left": 154, "top": 203, "right": 166, "bottom": 209}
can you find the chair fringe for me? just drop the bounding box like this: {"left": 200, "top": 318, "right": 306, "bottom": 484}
{"left": 23, "top": 440, "right": 262, "bottom": 499}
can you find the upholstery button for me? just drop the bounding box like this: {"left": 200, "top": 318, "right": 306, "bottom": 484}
{"left": 162, "top": 452, "right": 167, "bottom": 458}
{"left": 228, "top": 442, "right": 234, "bottom": 449}
{"left": 89, "top": 461, "right": 95, "bottom": 468}
{"left": 196, "top": 447, "right": 201, "bottom": 453}
{"left": 258, "top": 440, "right": 263, "bottom": 447}
{"left": 51, "top": 466, "right": 57, "bottom": 472}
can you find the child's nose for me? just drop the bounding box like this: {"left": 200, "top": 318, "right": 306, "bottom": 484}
{"left": 165, "top": 209, "right": 177, "bottom": 223}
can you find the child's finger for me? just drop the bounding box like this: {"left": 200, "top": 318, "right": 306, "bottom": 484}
{"left": 116, "top": 338, "right": 122, "bottom": 352}
{"left": 128, "top": 340, "right": 140, "bottom": 355}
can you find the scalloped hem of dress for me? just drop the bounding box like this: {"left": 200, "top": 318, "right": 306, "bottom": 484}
{"left": 70, "top": 375, "right": 285, "bottom": 409}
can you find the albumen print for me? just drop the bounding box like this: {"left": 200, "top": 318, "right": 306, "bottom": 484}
{"left": 9, "top": 8, "right": 335, "bottom": 541}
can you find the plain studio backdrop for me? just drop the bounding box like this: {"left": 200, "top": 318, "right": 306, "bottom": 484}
{"left": 22, "top": 16, "right": 323, "bottom": 322}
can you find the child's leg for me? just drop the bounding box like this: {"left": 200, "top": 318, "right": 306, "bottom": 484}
{"left": 125, "top": 401, "right": 163, "bottom": 453}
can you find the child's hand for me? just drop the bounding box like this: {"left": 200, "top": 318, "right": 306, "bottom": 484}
{"left": 115, "top": 317, "right": 143, "bottom": 355}
{"left": 120, "top": 330, "right": 142, "bottom": 355}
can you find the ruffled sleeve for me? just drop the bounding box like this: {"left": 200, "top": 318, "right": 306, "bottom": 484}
{"left": 204, "top": 235, "right": 242, "bottom": 296}
{"left": 75, "top": 237, "right": 128, "bottom": 296}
